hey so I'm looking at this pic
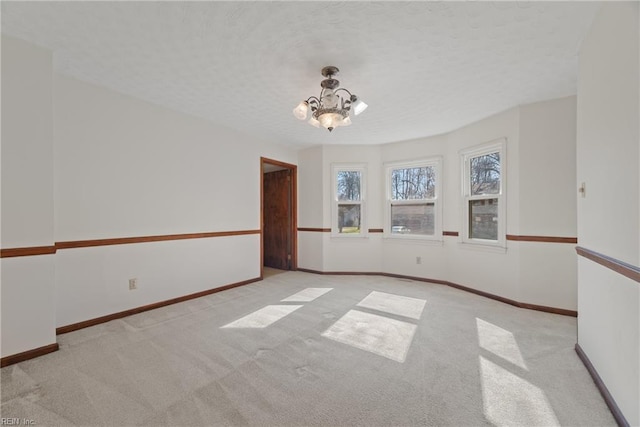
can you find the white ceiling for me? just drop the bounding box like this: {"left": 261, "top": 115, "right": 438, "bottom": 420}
{"left": 1, "top": 1, "right": 600, "bottom": 149}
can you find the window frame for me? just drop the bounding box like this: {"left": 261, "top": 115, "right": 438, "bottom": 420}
{"left": 331, "top": 163, "right": 367, "bottom": 238}
{"left": 384, "top": 157, "right": 443, "bottom": 242}
{"left": 460, "top": 139, "right": 506, "bottom": 248}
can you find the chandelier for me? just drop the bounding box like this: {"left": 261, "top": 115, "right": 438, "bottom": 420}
{"left": 293, "top": 66, "right": 368, "bottom": 132}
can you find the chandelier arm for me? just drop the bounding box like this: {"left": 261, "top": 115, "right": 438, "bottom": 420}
{"left": 333, "top": 88, "right": 354, "bottom": 111}
{"left": 334, "top": 88, "right": 353, "bottom": 97}
{"left": 306, "top": 96, "right": 321, "bottom": 111}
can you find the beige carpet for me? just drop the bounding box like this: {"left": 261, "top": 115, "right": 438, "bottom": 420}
{"left": 1, "top": 271, "right": 616, "bottom": 426}
{"left": 262, "top": 266, "right": 288, "bottom": 279}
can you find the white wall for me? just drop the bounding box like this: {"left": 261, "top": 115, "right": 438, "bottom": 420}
{"left": 1, "top": 37, "right": 54, "bottom": 248}
{"left": 519, "top": 96, "right": 577, "bottom": 237}
{"left": 576, "top": 2, "right": 639, "bottom": 425}
{"left": 297, "top": 146, "right": 324, "bottom": 270}
{"left": 445, "top": 107, "right": 521, "bottom": 301}
{"left": 298, "top": 98, "right": 579, "bottom": 311}
{"left": 578, "top": 259, "right": 639, "bottom": 424}
{"left": 322, "top": 145, "right": 383, "bottom": 272}
{"left": 1, "top": 36, "right": 57, "bottom": 357}
{"left": 55, "top": 236, "right": 259, "bottom": 327}
{"left": 52, "top": 74, "right": 296, "bottom": 328}
{"left": 297, "top": 146, "right": 324, "bottom": 229}
{"left": 577, "top": 5, "right": 639, "bottom": 266}
{"left": 298, "top": 144, "right": 385, "bottom": 273}
{"left": 2, "top": 36, "right": 298, "bottom": 356}
{"left": 54, "top": 74, "right": 295, "bottom": 240}
{"left": 517, "top": 97, "right": 578, "bottom": 309}
{"left": 1, "top": 257, "right": 56, "bottom": 356}
{"left": 380, "top": 134, "right": 449, "bottom": 280}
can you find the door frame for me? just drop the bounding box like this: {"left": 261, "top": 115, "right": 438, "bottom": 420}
{"left": 260, "top": 157, "right": 297, "bottom": 278}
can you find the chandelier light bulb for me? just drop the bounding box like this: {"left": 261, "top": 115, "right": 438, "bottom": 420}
{"left": 293, "top": 101, "right": 309, "bottom": 120}
{"left": 308, "top": 116, "right": 321, "bottom": 128}
{"left": 351, "top": 97, "right": 368, "bottom": 116}
{"left": 319, "top": 112, "right": 341, "bottom": 130}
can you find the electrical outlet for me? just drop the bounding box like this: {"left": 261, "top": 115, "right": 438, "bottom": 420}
{"left": 129, "top": 278, "right": 138, "bottom": 290}
{"left": 416, "top": 256, "right": 422, "bottom": 265}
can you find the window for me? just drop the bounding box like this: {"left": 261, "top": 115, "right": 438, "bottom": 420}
{"left": 332, "top": 164, "right": 366, "bottom": 236}
{"left": 461, "top": 140, "right": 506, "bottom": 246}
{"left": 385, "top": 158, "right": 442, "bottom": 240}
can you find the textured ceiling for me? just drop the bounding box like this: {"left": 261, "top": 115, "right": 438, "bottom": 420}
{"left": 1, "top": 1, "right": 600, "bottom": 149}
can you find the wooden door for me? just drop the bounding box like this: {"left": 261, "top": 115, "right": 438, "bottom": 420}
{"left": 263, "top": 169, "right": 291, "bottom": 269}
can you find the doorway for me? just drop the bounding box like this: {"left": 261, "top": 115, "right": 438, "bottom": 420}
{"left": 261, "top": 157, "right": 297, "bottom": 278}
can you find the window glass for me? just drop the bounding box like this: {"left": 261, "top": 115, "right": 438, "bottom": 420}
{"left": 469, "top": 199, "right": 499, "bottom": 240}
{"left": 461, "top": 141, "right": 505, "bottom": 246}
{"left": 391, "top": 166, "right": 435, "bottom": 200}
{"left": 332, "top": 164, "right": 365, "bottom": 236}
{"left": 386, "top": 159, "right": 441, "bottom": 240}
{"left": 470, "top": 153, "right": 500, "bottom": 196}
{"left": 337, "top": 171, "right": 361, "bottom": 201}
{"left": 391, "top": 203, "right": 435, "bottom": 235}
{"left": 338, "top": 204, "right": 361, "bottom": 233}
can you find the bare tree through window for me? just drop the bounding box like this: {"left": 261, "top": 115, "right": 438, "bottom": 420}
{"left": 391, "top": 166, "right": 435, "bottom": 200}
{"left": 337, "top": 171, "right": 361, "bottom": 201}
{"left": 389, "top": 165, "right": 438, "bottom": 236}
{"left": 468, "top": 151, "right": 501, "bottom": 240}
{"left": 336, "top": 170, "right": 362, "bottom": 233}
{"left": 470, "top": 153, "right": 500, "bottom": 195}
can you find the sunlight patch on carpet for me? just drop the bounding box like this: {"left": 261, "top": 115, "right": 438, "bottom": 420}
{"left": 356, "top": 291, "right": 426, "bottom": 320}
{"left": 479, "top": 356, "right": 560, "bottom": 426}
{"left": 220, "top": 305, "right": 302, "bottom": 328}
{"left": 322, "top": 310, "right": 417, "bottom": 363}
{"left": 281, "top": 288, "right": 333, "bottom": 302}
{"left": 476, "top": 318, "right": 527, "bottom": 370}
